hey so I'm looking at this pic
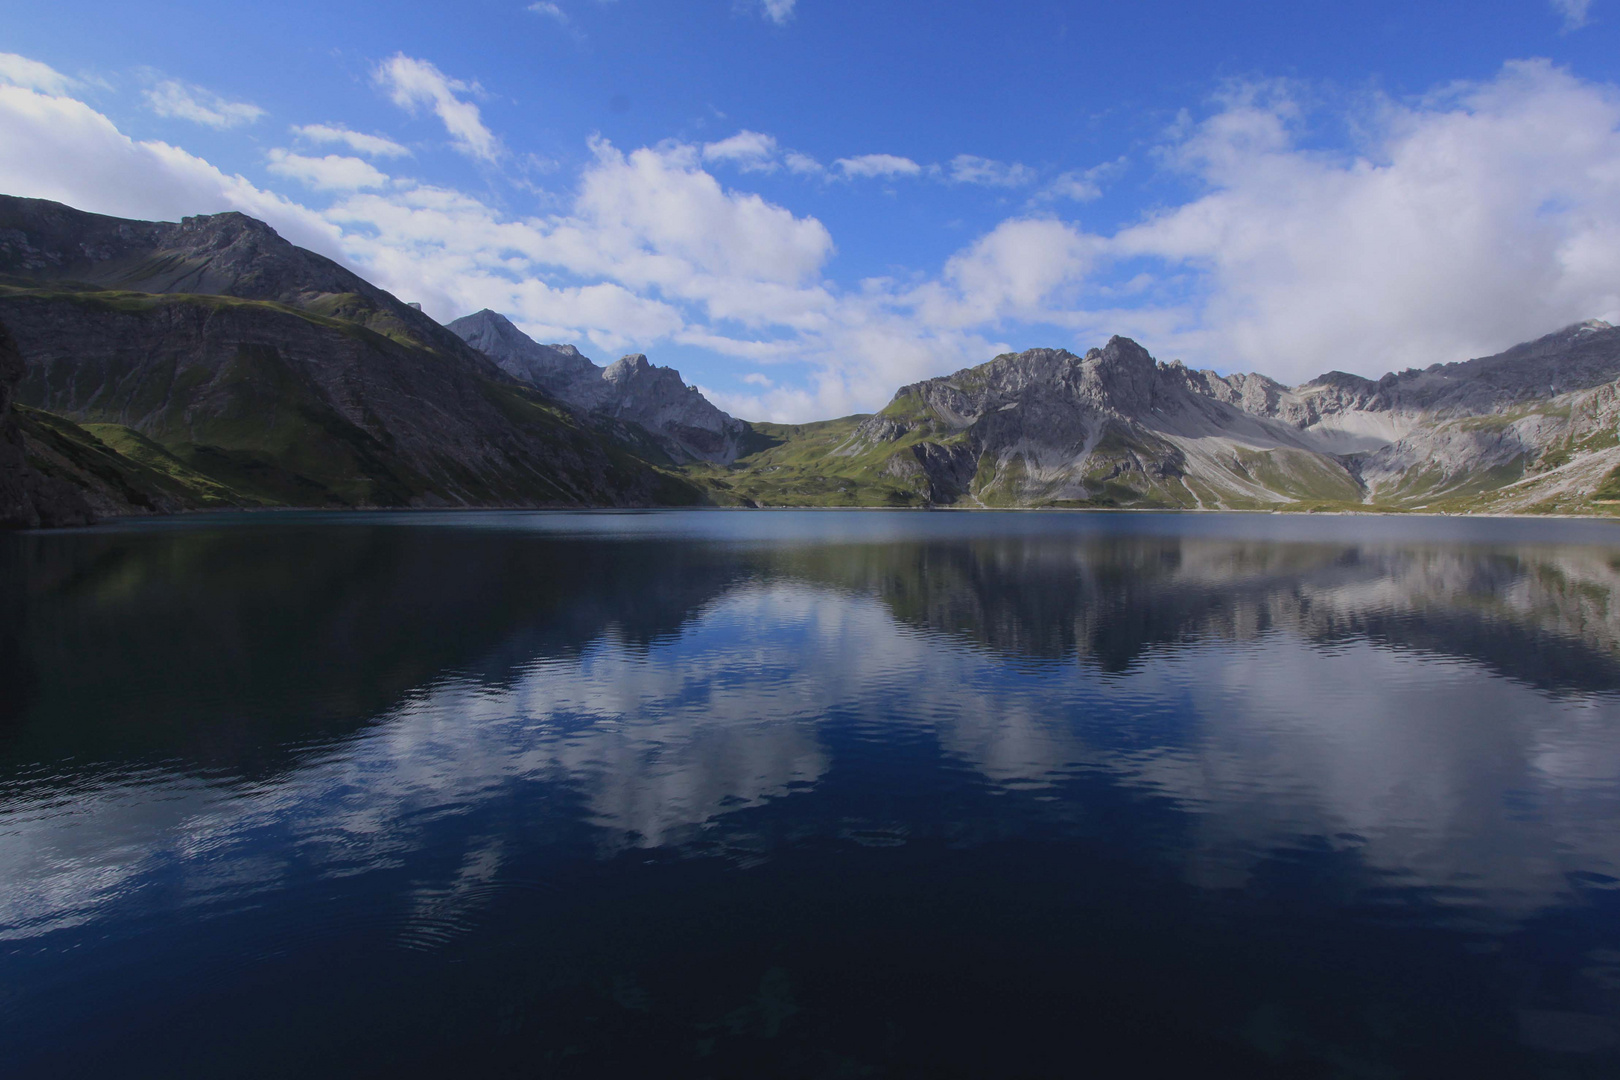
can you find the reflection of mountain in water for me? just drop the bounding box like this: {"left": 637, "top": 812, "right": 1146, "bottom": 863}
{"left": 0, "top": 521, "right": 748, "bottom": 773}
{"left": 767, "top": 537, "right": 1620, "bottom": 692}
{"left": 4, "top": 518, "right": 1620, "bottom": 945}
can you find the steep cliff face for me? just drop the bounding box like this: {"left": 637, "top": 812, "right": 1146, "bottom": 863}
{"left": 447, "top": 309, "right": 750, "bottom": 464}
{"left": 0, "top": 318, "right": 94, "bottom": 528}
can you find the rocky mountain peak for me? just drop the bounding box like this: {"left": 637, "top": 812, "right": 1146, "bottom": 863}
{"left": 447, "top": 310, "right": 597, "bottom": 390}
{"left": 604, "top": 353, "right": 655, "bottom": 382}
{"left": 448, "top": 316, "right": 748, "bottom": 464}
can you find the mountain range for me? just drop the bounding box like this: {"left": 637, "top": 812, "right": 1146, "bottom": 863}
{"left": 1, "top": 194, "right": 1618, "bottom": 526}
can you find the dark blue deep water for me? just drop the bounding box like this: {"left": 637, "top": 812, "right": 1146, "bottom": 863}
{"left": 4, "top": 509, "right": 1620, "bottom": 1078}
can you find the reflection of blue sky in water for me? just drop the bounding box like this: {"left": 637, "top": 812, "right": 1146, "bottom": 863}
{"left": 5, "top": 574, "right": 1620, "bottom": 947}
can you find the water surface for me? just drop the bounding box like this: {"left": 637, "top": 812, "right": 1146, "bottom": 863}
{"left": 3, "top": 509, "right": 1620, "bottom": 1077}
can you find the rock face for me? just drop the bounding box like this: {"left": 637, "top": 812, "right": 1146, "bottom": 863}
{"left": 0, "top": 318, "right": 93, "bottom": 528}
{"left": 1191, "top": 320, "right": 1620, "bottom": 507}
{"left": 0, "top": 197, "right": 701, "bottom": 512}
{"left": 846, "top": 337, "right": 1362, "bottom": 508}
{"left": 839, "top": 324, "right": 1620, "bottom": 511}
{"left": 447, "top": 309, "right": 750, "bottom": 464}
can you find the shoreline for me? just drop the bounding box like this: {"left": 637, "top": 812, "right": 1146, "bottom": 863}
{"left": 16, "top": 501, "right": 1620, "bottom": 531}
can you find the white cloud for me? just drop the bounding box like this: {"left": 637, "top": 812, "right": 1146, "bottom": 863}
{"left": 948, "top": 154, "right": 1037, "bottom": 188}
{"left": 784, "top": 151, "right": 824, "bottom": 176}
{"left": 834, "top": 153, "right": 923, "bottom": 179}
{"left": 1109, "top": 59, "right": 1620, "bottom": 383}
{"left": 374, "top": 54, "right": 501, "bottom": 163}
{"left": 0, "top": 52, "right": 77, "bottom": 95}
{"left": 568, "top": 137, "right": 833, "bottom": 293}
{"left": 316, "top": 136, "right": 836, "bottom": 354}
{"left": 1552, "top": 0, "right": 1592, "bottom": 31}
{"left": 908, "top": 217, "right": 1101, "bottom": 329}
{"left": 0, "top": 83, "right": 343, "bottom": 260}
{"left": 292, "top": 123, "right": 411, "bottom": 159}
{"left": 528, "top": 1, "right": 570, "bottom": 23}
{"left": 1032, "top": 159, "right": 1126, "bottom": 203}
{"left": 266, "top": 149, "right": 390, "bottom": 191}
{"left": 760, "top": 0, "right": 796, "bottom": 25}
{"left": 702, "top": 130, "right": 779, "bottom": 172}
{"left": 143, "top": 78, "right": 265, "bottom": 129}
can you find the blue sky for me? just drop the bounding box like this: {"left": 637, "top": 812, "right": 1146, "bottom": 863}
{"left": 2, "top": 0, "right": 1619, "bottom": 419}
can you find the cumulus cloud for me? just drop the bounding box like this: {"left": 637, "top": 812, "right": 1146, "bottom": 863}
{"left": 1032, "top": 159, "right": 1126, "bottom": 204}
{"left": 834, "top": 153, "right": 923, "bottom": 179}
{"left": 784, "top": 151, "right": 824, "bottom": 176}
{"left": 1552, "top": 0, "right": 1592, "bottom": 31}
{"left": 144, "top": 79, "right": 264, "bottom": 129}
{"left": 0, "top": 52, "right": 77, "bottom": 95}
{"left": 266, "top": 149, "right": 390, "bottom": 191}
{"left": 948, "top": 154, "right": 1037, "bottom": 188}
{"left": 528, "top": 1, "right": 570, "bottom": 23}
{"left": 292, "top": 123, "right": 411, "bottom": 159}
{"left": 902, "top": 218, "right": 1102, "bottom": 330}
{"left": 1111, "top": 60, "right": 1620, "bottom": 382}
{"left": 374, "top": 54, "right": 500, "bottom": 163}
{"left": 702, "top": 130, "right": 779, "bottom": 172}
{"left": 316, "top": 136, "right": 836, "bottom": 355}
{"left": 760, "top": 0, "right": 796, "bottom": 25}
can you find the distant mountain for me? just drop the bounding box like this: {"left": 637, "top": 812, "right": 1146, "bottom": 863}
{"left": 448, "top": 309, "right": 751, "bottom": 464}
{"left": 0, "top": 196, "right": 701, "bottom": 520}
{"left": 702, "top": 326, "right": 1620, "bottom": 513}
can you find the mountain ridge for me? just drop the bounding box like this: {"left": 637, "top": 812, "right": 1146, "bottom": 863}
{"left": 447, "top": 309, "right": 752, "bottom": 464}
{"left": 695, "top": 325, "right": 1620, "bottom": 513}
{"left": 3, "top": 194, "right": 1619, "bottom": 524}
{"left": 0, "top": 196, "right": 704, "bottom": 520}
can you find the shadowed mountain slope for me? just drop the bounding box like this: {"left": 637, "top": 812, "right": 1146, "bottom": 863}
{"left": 0, "top": 197, "right": 702, "bottom": 518}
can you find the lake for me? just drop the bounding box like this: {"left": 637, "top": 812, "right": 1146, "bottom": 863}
{"left": 3, "top": 509, "right": 1620, "bottom": 1077}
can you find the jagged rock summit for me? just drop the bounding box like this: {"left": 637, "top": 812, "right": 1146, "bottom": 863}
{"left": 846, "top": 336, "right": 1362, "bottom": 507}
{"left": 447, "top": 309, "right": 749, "bottom": 464}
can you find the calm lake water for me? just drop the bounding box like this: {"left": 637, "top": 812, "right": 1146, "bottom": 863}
{"left": 4, "top": 509, "right": 1620, "bottom": 1078}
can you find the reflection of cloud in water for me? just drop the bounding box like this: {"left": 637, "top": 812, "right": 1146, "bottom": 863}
{"left": 4, "top": 577, "right": 1620, "bottom": 943}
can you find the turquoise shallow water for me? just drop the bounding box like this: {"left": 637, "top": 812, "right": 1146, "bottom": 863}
{"left": 3, "top": 509, "right": 1620, "bottom": 1077}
